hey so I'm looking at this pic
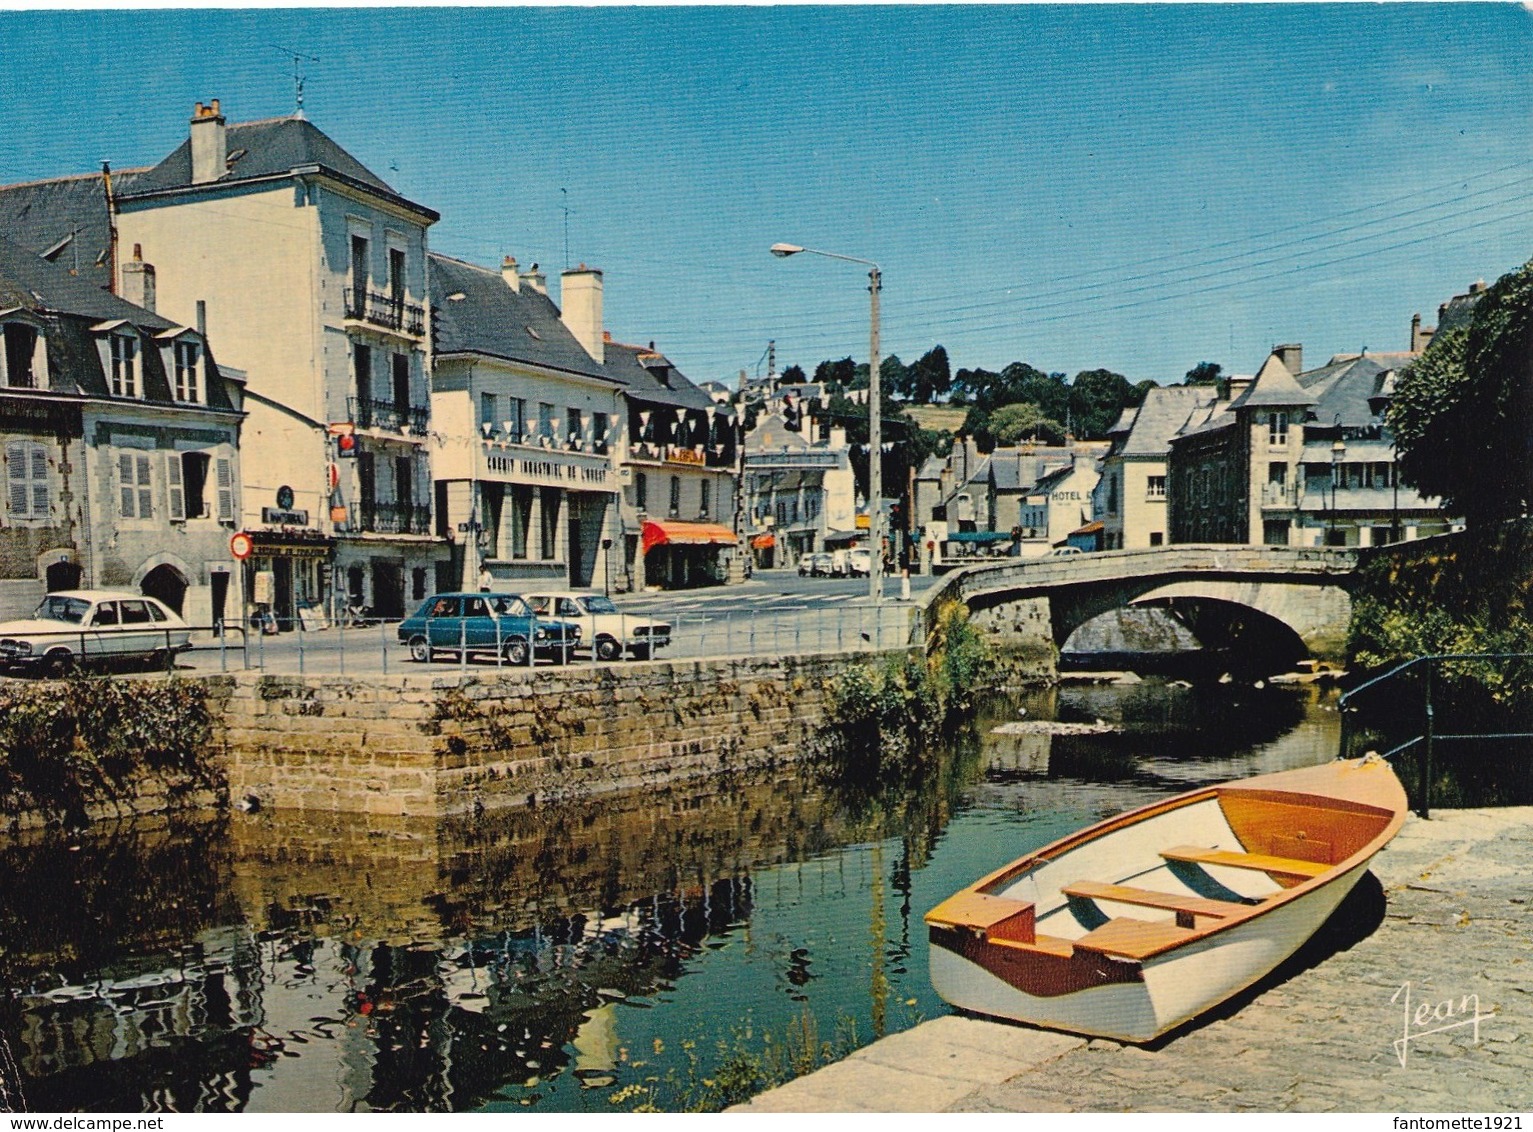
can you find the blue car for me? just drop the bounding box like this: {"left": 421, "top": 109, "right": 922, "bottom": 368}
{"left": 396, "top": 592, "right": 581, "bottom": 665}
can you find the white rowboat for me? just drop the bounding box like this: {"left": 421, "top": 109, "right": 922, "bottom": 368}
{"left": 925, "top": 756, "right": 1407, "bottom": 1042}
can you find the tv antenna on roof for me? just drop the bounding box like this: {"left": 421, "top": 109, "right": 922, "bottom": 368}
{"left": 560, "top": 188, "right": 574, "bottom": 270}
{"left": 272, "top": 44, "right": 319, "bottom": 118}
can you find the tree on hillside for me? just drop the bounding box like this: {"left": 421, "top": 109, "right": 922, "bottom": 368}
{"left": 813, "top": 357, "right": 858, "bottom": 390}
{"left": 905, "top": 345, "right": 952, "bottom": 404}
{"left": 780, "top": 364, "right": 807, "bottom": 386}
{"left": 1184, "top": 361, "right": 1223, "bottom": 386}
{"left": 989, "top": 402, "right": 1067, "bottom": 446}
{"left": 1391, "top": 260, "right": 1533, "bottom": 524}
{"left": 880, "top": 355, "right": 910, "bottom": 398}
{"left": 1069, "top": 368, "right": 1138, "bottom": 438}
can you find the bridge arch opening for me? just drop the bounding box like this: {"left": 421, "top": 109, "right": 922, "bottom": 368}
{"left": 1060, "top": 597, "right": 1310, "bottom": 679}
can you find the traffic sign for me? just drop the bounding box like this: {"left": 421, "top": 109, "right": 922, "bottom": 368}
{"left": 230, "top": 532, "right": 254, "bottom": 561}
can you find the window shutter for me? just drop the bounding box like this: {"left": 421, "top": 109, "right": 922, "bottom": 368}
{"left": 118, "top": 452, "right": 136, "bottom": 517}
{"left": 215, "top": 457, "right": 234, "bottom": 522}
{"left": 6, "top": 442, "right": 28, "bottom": 517}
{"left": 136, "top": 454, "right": 153, "bottom": 518}
{"left": 166, "top": 453, "right": 185, "bottom": 520}
{"left": 28, "top": 445, "right": 48, "bottom": 518}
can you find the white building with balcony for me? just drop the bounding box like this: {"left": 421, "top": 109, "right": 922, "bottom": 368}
{"left": 0, "top": 100, "right": 445, "bottom": 623}
{"left": 428, "top": 254, "right": 625, "bottom": 591}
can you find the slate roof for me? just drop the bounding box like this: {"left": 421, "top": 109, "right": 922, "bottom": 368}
{"left": 1119, "top": 385, "right": 1217, "bottom": 457}
{"left": 1229, "top": 351, "right": 1318, "bottom": 410}
{"left": 604, "top": 339, "right": 719, "bottom": 413}
{"left": 988, "top": 446, "right": 1075, "bottom": 491}
{"left": 0, "top": 234, "right": 237, "bottom": 412}
{"left": 0, "top": 231, "right": 172, "bottom": 329}
{"left": 1105, "top": 405, "right": 1140, "bottom": 436}
{"left": 429, "top": 253, "right": 619, "bottom": 382}
{"left": 122, "top": 116, "right": 437, "bottom": 219}
{"left": 1437, "top": 286, "right": 1486, "bottom": 333}
{"left": 0, "top": 169, "right": 147, "bottom": 291}
{"left": 745, "top": 413, "right": 811, "bottom": 452}
{"left": 1296, "top": 355, "right": 1391, "bottom": 429}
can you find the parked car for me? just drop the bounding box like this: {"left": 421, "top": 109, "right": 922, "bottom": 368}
{"left": 523, "top": 591, "right": 672, "bottom": 661}
{"left": 396, "top": 592, "right": 581, "bottom": 665}
{"left": 0, "top": 590, "right": 190, "bottom": 675}
{"left": 1047, "top": 545, "right": 1084, "bottom": 557}
{"left": 847, "top": 547, "right": 872, "bottom": 577}
{"left": 799, "top": 552, "right": 833, "bottom": 577}
{"left": 828, "top": 549, "right": 850, "bottom": 577}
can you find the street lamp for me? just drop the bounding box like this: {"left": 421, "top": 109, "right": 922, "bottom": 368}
{"left": 770, "top": 243, "right": 883, "bottom": 605}
{"left": 1329, "top": 434, "right": 1347, "bottom": 546}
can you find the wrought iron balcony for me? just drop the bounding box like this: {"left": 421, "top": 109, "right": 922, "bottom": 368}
{"left": 344, "top": 286, "right": 426, "bottom": 336}
{"left": 356, "top": 501, "right": 431, "bottom": 535}
{"left": 349, "top": 396, "right": 429, "bottom": 435}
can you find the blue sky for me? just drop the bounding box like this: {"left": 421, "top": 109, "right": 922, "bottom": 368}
{"left": 3, "top": 5, "right": 1531, "bottom": 387}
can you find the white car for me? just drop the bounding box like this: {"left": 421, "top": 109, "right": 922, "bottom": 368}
{"left": 1047, "top": 545, "right": 1084, "bottom": 557}
{"left": 847, "top": 547, "right": 872, "bottom": 577}
{"left": 0, "top": 590, "right": 191, "bottom": 675}
{"left": 523, "top": 591, "right": 673, "bottom": 661}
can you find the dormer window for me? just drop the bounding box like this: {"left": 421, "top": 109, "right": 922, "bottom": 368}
{"left": 1, "top": 314, "right": 47, "bottom": 390}
{"left": 173, "top": 340, "right": 203, "bottom": 403}
{"left": 110, "top": 332, "right": 138, "bottom": 398}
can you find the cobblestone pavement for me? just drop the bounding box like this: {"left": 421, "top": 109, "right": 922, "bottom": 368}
{"left": 737, "top": 807, "right": 1533, "bottom": 1113}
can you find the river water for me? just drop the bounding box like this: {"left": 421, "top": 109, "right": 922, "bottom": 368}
{"left": 0, "top": 679, "right": 1342, "bottom": 1113}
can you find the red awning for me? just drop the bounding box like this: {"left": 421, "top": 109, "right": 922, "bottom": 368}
{"left": 642, "top": 520, "right": 738, "bottom": 554}
{"left": 750, "top": 532, "right": 776, "bottom": 550}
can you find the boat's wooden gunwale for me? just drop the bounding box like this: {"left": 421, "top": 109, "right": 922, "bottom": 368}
{"left": 932, "top": 760, "right": 1409, "bottom": 964}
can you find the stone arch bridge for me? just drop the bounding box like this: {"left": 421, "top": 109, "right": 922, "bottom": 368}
{"left": 923, "top": 546, "right": 1359, "bottom": 671}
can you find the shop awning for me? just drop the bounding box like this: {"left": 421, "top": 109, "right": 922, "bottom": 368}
{"left": 946, "top": 530, "right": 1012, "bottom": 543}
{"left": 642, "top": 520, "right": 739, "bottom": 554}
{"left": 750, "top": 532, "right": 776, "bottom": 550}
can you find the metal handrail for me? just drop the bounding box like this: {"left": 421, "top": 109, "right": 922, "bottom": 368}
{"left": 1338, "top": 652, "right": 1533, "bottom": 818}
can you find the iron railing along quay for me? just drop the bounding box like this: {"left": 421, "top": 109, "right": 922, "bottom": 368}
{"left": 1338, "top": 652, "right": 1533, "bottom": 818}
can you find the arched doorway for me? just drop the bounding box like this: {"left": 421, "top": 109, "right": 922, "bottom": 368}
{"left": 44, "top": 559, "right": 82, "bottom": 593}
{"left": 141, "top": 563, "right": 189, "bottom": 615}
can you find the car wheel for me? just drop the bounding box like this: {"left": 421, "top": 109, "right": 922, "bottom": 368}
{"left": 408, "top": 635, "right": 434, "bottom": 663}
{"left": 503, "top": 637, "right": 530, "bottom": 666}
{"left": 630, "top": 644, "right": 651, "bottom": 661}
{"left": 43, "top": 649, "right": 74, "bottom": 678}
{"left": 595, "top": 636, "right": 622, "bottom": 662}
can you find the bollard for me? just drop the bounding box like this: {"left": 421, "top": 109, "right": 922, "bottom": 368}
{"left": 901, "top": 569, "right": 910, "bottom": 602}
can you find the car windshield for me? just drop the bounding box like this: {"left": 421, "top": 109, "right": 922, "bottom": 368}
{"left": 34, "top": 596, "right": 91, "bottom": 624}
{"left": 581, "top": 596, "right": 619, "bottom": 615}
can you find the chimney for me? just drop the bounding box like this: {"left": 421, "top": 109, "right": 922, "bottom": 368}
{"left": 190, "top": 99, "right": 227, "bottom": 186}
{"left": 120, "top": 243, "right": 156, "bottom": 312}
{"left": 522, "top": 262, "right": 547, "bottom": 296}
{"left": 501, "top": 256, "right": 521, "bottom": 293}
{"left": 1273, "top": 342, "right": 1303, "bottom": 376}
{"left": 1410, "top": 313, "right": 1435, "bottom": 353}
{"left": 561, "top": 264, "right": 604, "bottom": 364}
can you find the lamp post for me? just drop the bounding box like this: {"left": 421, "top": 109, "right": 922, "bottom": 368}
{"left": 770, "top": 243, "right": 883, "bottom": 605}
{"left": 1329, "top": 434, "right": 1347, "bottom": 546}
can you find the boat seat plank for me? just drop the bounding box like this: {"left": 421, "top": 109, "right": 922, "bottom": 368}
{"left": 925, "top": 892, "right": 1036, "bottom": 943}
{"left": 1061, "top": 880, "right": 1248, "bottom": 922}
{"left": 1073, "top": 917, "right": 1194, "bottom": 959}
{"left": 1161, "top": 845, "right": 1329, "bottom": 879}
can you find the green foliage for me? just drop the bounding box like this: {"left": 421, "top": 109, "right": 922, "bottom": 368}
{"left": 822, "top": 601, "right": 992, "bottom": 782}
{"left": 987, "top": 401, "right": 1066, "bottom": 446}
{"left": 0, "top": 678, "right": 215, "bottom": 824}
{"left": 1390, "top": 261, "right": 1533, "bottom": 524}
{"left": 1068, "top": 368, "right": 1140, "bottom": 438}
{"left": 1184, "top": 360, "right": 1223, "bottom": 386}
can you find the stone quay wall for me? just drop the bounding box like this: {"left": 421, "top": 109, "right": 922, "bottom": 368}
{"left": 210, "top": 651, "right": 897, "bottom": 817}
